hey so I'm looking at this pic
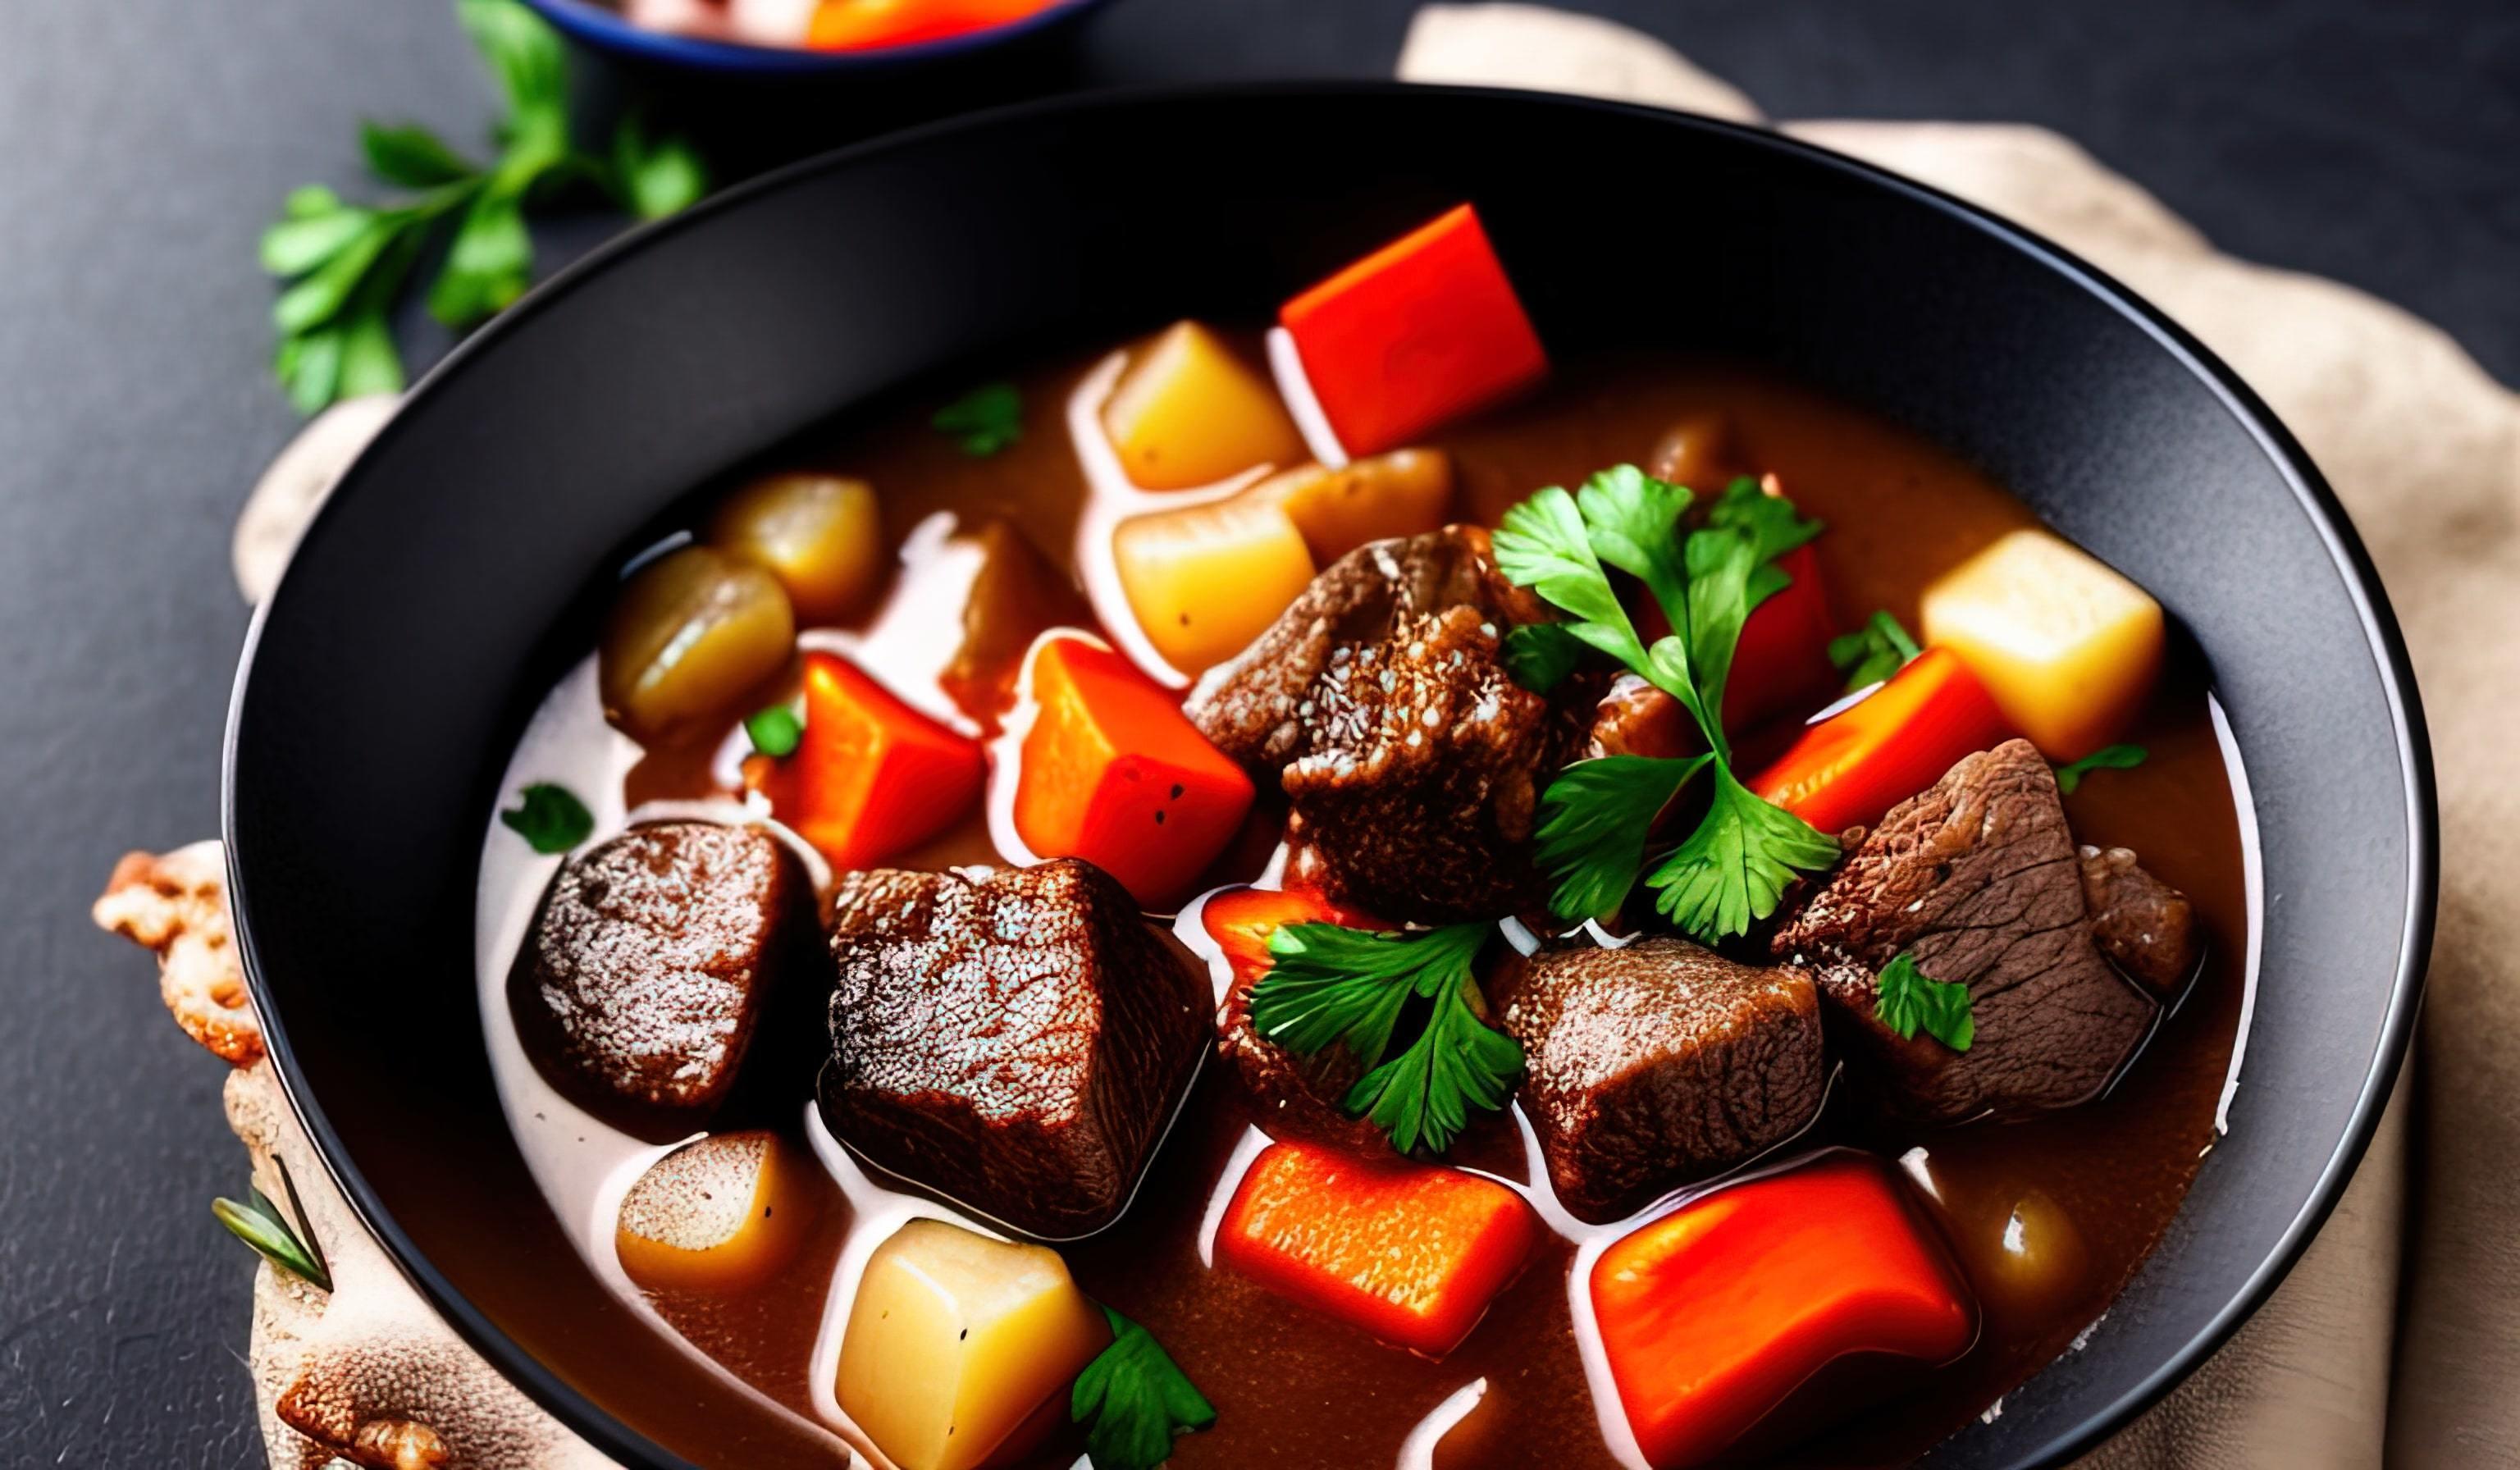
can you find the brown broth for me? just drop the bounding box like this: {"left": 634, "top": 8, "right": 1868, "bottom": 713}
{"left": 555, "top": 346, "right": 2248, "bottom": 1468}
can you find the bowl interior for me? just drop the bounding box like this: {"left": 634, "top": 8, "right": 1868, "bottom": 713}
{"left": 226, "top": 84, "right": 2430, "bottom": 1470}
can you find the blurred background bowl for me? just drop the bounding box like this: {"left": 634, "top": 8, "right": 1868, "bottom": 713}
{"left": 523, "top": 0, "right": 1117, "bottom": 79}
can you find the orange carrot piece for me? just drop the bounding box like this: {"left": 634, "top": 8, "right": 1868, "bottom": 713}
{"left": 1280, "top": 205, "right": 1549, "bottom": 456}
{"left": 1591, "top": 1153, "right": 1977, "bottom": 1468}
{"left": 1199, "top": 886, "right": 1378, "bottom": 988}
{"left": 1746, "top": 646, "right": 2009, "bottom": 835}
{"left": 805, "top": 0, "right": 1061, "bottom": 51}
{"left": 746, "top": 651, "right": 985, "bottom": 871}
{"left": 1015, "top": 638, "right": 1255, "bottom": 906}
{"left": 1217, "top": 1141, "right": 1538, "bottom": 1358}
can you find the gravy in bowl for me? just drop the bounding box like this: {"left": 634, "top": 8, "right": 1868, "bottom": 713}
{"left": 474, "top": 208, "right": 2247, "bottom": 1470}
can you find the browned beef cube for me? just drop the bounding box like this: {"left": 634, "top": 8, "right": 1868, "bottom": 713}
{"left": 1586, "top": 673, "right": 1696, "bottom": 761}
{"left": 1504, "top": 938, "right": 1824, "bottom": 1222}
{"left": 2079, "top": 845, "right": 2203, "bottom": 995}
{"left": 1186, "top": 527, "right": 1589, "bottom": 922}
{"left": 1214, "top": 956, "right": 1385, "bottom": 1155}
{"left": 509, "top": 822, "right": 815, "bottom": 1137}
{"left": 1771, "top": 739, "right": 2157, "bottom": 1124}
{"left": 819, "top": 860, "right": 1209, "bottom": 1238}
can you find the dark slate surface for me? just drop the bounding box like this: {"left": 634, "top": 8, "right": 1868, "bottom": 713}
{"left": 0, "top": 1, "right": 2509, "bottom": 1463}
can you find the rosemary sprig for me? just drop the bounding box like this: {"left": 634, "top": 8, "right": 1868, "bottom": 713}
{"left": 212, "top": 1157, "right": 332, "bottom": 1292}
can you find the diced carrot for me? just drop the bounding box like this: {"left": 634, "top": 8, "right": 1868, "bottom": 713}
{"left": 1280, "top": 205, "right": 1549, "bottom": 456}
{"left": 1015, "top": 638, "right": 1255, "bottom": 906}
{"left": 1746, "top": 647, "right": 2010, "bottom": 835}
{"left": 1591, "top": 1153, "right": 1977, "bottom": 1468}
{"left": 805, "top": 0, "right": 1062, "bottom": 51}
{"left": 1199, "top": 886, "right": 1378, "bottom": 988}
{"left": 1217, "top": 1141, "right": 1538, "bottom": 1358}
{"left": 1726, "top": 543, "right": 1839, "bottom": 731}
{"left": 745, "top": 651, "right": 985, "bottom": 871}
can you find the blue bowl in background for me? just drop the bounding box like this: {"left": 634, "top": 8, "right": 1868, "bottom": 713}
{"left": 523, "top": 0, "right": 1116, "bottom": 79}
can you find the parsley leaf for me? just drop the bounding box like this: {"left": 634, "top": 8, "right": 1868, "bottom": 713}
{"left": 1500, "top": 622, "right": 1594, "bottom": 692}
{"left": 745, "top": 705, "right": 803, "bottom": 759}
{"left": 1646, "top": 764, "right": 1842, "bottom": 939}
{"left": 2053, "top": 743, "right": 2148, "bottom": 795}
{"left": 1534, "top": 754, "right": 1710, "bottom": 921}
{"left": 932, "top": 381, "right": 1024, "bottom": 456}
{"left": 1874, "top": 952, "right": 1975, "bottom": 1051}
{"left": 1073, "top": 1306, "right": 1216, "bottom": 1470}
{"left": 1344, "top": 979, "right": 1526, "bottom": 1156}
{"left": 1706, "top": 475, "right": 1823, "bottom": 605}
{"left": 1496, "top": 467, "right": 1841, "bottom": 938}
{"left": 262, "top": 0, "right": 706, "bottom": 413}
{"left": 1249, "top": 921, "right": 1520, "bottom": 1155}
{"left": 500, "top": 782, "right": 593, "bottom": 854}
{"left": 1828, "top": 609, "right": 1922, "bottom": 692}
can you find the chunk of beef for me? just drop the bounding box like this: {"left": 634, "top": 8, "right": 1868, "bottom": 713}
{"left": 1586, "top": 673, "right": 1696, "bottom": 761}
{"left": 2079, "top": 845, "right": 2202, "bottom": 996}
{"left": 1186, "top": 527, "right": 1588, "bottom": 921}
{"left": 509, "top": 822, "right": 816, "bottom": 1137}
{"left": 1504, "top": 938, "right": 1824, "bottom": 1223}
{"left": 1770, "top": 740, "right": 2156, "bottom": 1124}
{"left": 1216, "top": 966, "right": 1385, "bottom": 1153}
{"left": 820, "top": 860, "right": 1209, "bottom": 1238}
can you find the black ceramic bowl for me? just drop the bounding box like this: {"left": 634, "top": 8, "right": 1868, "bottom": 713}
{"left": 225, "top": 84, "right": 2433, "bottom": 1469}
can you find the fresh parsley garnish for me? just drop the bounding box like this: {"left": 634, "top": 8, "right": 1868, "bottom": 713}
{"left": 1874, "top": 952, "right": 1974, "bottom": 1052}
{"left": 1248, "top": 922, "right": 1521, "bottom": 1155}
{"left": 262, "top": 0, "right": 705, "bottom": 413}
{"left": 1073, "top": 1306, "right": 1216, "bottom": 1470}
{"left": 1500, "top": 621, "right": 1595, "bottom": 692}
{"left": 931, "top": 381, "right": 1024, "bottom": 456}
{"left": 500, "top": 781, "right": 593, "bottom": 854}
{"left": 745, "top": 704, "right": 803, "bottom": 759}
{"left": 2052, "top": 743, "right": 2148, "bottom": 794}
{"left": 1828, "top": 609, "right": 1923, "bottom": 692}
{"left": 212, "top": 1159, "right": 331, "bottom": 1291}
{"left": 1493, "top": 466, "right": 1839, "bottom": 937}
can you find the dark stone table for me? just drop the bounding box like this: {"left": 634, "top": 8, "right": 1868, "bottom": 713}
{"left": 0, "top": 1, "right": 2509, "bottom": 1463}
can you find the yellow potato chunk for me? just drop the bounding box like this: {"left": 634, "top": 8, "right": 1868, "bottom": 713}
{"left": 1242, "top": 448, "right": 1454, "bottom": 564}
{"left": 1920, "top": 528, "right": 2162, "bottom": 761}
{"left": 1112, "top": 496, "right": 1316, "bottom": 674}
{"left": 600, "top": 546, "right": 797, "bottom": 746}
{"left": 838, "top": 1219, "right": 1112, "bottom": 1470}
{"left": 614, "top": 1132, "right": 819, "bottom": 1295}
{"left": 1102, "top": 322, "right": 1305, "bottom": 490}
{"left": 707, "top": 472, "right": 886, "bottom": 625}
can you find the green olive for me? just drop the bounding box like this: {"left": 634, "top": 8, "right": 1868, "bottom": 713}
{"left": 707, "top": 472, "right": 885, "bottom": 625}
{"left": 600, "top": 546, "right": 795, "bottom": 746}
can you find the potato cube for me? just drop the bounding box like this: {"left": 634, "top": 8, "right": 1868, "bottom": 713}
{"left": 707, "top": 472, "right": 886, "bottom": 626}
{"left": 1242, "top": 448, "right": 1454, "bottom": 564}
{"left": 1920, "top": 528, "right": 2162, "bottom": 761}
{"left": 1103, "top": 322, "right": 1305, "bottom": 490}
{"left": 614, "top": 1131, "right": 819, "bottom": 1295}
{"left": 1112, "top": 496, "right": 1316, "bottom": 674}
{"left": 838, "top": 1219, "right": 1112, "bottom": 1470}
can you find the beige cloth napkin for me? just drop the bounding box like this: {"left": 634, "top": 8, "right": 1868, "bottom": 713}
{"left": 1402, "top": 7, "right": 2520, "bottom": 1468}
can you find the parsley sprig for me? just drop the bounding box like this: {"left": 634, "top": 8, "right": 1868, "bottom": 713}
{"left": 1248, "top": 921, "right": 1520, "bottom": 1155}
{"left": 1828, "top": 609, "right": 1922, "bottom": 692}
{"left": 932, "top": 381, "right": 1024, "bottom": 456}
{"left": 1874, "top": 952, "right": 1975, "bottom": 1052}
{"left": 2053, "top": 743, "right": 2148, "bottom": 794}
{"left": 1494, "top": 468, "right": 1839, "bottom": 938}
{"left": 500, "top": 781, "right": 593, "bottom": 854}
{"left": 262, "top": 0, "right": 705, "bottom": 413}
{"left": 1072, "top": 1306, "right": 1216, "bottom": 1469}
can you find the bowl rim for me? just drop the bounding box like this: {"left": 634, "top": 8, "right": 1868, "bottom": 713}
{"left": 222, "top": 79, "right": 2437, "bottom": 1470}
{"left": 520, "top": 0, "right": 1112, "bottom": 74}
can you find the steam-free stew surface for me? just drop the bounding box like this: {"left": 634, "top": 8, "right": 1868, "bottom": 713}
{"left": 523, "top": 345, "right": 2244, "bottom": 1468}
